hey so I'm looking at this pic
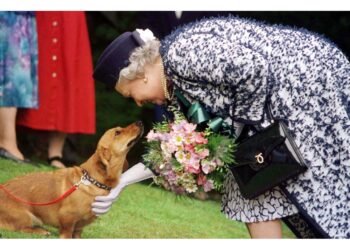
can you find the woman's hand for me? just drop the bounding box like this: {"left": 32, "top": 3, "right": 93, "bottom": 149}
{"left": 92, "top": 182, "right": 126, "bottom": 216}
{"left": 91, "top": 162, "right": 154, "bottom": 216}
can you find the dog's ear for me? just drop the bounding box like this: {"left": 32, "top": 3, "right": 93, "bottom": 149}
{"left": 122, "top": 159, "right": 129, "bottom": 173}
{"left": 97, "top": 146, "right": 111, "bottom": 171}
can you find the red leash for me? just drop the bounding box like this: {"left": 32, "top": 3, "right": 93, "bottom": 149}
{"left": 0, "top": 184, "right": 79, "bottom": 206}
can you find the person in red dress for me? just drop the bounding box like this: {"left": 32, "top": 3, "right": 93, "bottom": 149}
{"left": 17, "top": 11, "right": 96, "bottom": 168}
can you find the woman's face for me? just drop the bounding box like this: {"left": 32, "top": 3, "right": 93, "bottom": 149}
{"left": 115, "top": 57, "right": 166, "bottom": 107}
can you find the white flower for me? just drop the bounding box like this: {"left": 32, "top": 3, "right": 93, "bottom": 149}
{"left": 185, "top": 184, "right": 198, "bottom": 193}
{"left": 136, "top": 28, "right": 155, "bottom": 43}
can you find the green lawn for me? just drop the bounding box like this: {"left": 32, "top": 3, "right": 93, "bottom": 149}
{"left": 0, "top": 158, "right": 295, "bottom": 239}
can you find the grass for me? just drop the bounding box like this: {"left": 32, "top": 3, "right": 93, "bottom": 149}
{"left": 0, "top": 158, "right": 295, "bottom": 239}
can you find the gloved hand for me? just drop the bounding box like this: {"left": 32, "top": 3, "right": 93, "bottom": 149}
{"left": 91, "top": 162, "right": 154, "bottom": 216}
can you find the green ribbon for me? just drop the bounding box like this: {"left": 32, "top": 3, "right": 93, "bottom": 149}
{"left": 208, "top": 117, "right": 224, "bottom": 133}
{"left": 174, "top": 90, "right": 232, "bottom": 135}
{"left": 188, "top": 102, "right": 210, "bottom": 124}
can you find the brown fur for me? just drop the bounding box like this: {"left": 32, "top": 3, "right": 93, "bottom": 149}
{"left": 0, "top": 122, "right": 143, "bottom": 238}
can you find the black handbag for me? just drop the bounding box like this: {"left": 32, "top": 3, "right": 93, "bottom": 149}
{"left": 173, "top": 88, "right": 307, "bottom": 199}
{"left": 230, "top": 121, "right": 308, "bottom": 199}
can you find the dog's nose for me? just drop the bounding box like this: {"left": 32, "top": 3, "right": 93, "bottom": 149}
{"left": 136, "top": 121, "right": 143, "bottom": 127}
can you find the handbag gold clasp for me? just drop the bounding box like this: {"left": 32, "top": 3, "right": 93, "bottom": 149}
{"left": 255, "top": 153, "right": 264, "bottom": 164}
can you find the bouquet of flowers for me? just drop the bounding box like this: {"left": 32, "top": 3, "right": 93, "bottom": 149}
{"left": 143, "top": 110, "right": 236, "bottom": 195}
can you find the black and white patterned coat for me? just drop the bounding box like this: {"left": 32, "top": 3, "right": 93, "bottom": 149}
{"left": 159, "top": 16, "right": 350, "bottom": 238}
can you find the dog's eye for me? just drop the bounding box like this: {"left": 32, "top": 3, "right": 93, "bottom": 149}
{"left": 115, "top": 131, "right": 121, "bottom": 136}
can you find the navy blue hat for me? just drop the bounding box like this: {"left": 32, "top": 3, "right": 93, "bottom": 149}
{"left": 93, "top": 31, "right": 145, "bottom": 86}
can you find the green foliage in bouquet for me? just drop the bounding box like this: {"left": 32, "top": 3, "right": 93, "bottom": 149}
{"left": 143, "top": 140, "right": 163, "bottom": 169}
{"left": 203, "top": 128, "right": 236, "bottom": 193}
{"left": 205, "top": 128, "right": 236, "bottom": 165}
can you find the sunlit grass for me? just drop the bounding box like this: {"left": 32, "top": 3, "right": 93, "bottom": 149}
{"left": 0, "top": 158, "right": 295, "bottom": 239}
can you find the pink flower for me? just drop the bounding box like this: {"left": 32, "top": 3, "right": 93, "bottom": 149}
{"left": 201, "top": 162, "right": 211, "bottom": 174}
{"left": 175, "top": 151, "right": 186, "bottom": 164}
{"left": 184, "top": 143, "right": 195, "bottom": 153}
{"left": 146, "top": 130, "right": 163, "bottom": 141}
{"left": 171, "top": 131, "right": 186, "bottom": 146}
{"left": 192, "top": 133, "right": 208, "bottom": 144}
{"left": 171, "top": 120, "right": 187, "bottom": 132}
{"left": 203, "top": 179, "right": 214, "bottom": 192}
{"left": 164, "top": 170, "right": 178, "bottom": 185}
{"left": 161, "top": 133, "right": 171, "bottom": 141}
{"left": 183, "top": 123, "right": 197, "bottom": 133}
{"left": 164, "top": 141, "right": 177, "bottom": 154}
{"left": 197, "top": 175, "right": 215, "bottom": 192}
{"left": 183, "top": 136, "right": 193, "bottom": 145}
{"left": 184, "top": 152, "right": 201, "bottom": 168}
{"left": 201, "top": 159, "right": 217, "bottom": 174}
{"left": 197, "top": 174, "right": 207, "bottom": 186}
{"left": 185, "top": 164, "right": 201, "bottom": 174}
{"left": 197, "top": 148, "right": 209, "bottom": 159}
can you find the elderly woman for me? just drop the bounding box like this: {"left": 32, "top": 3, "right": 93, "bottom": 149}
{"left": 92, "top": 16, "right": 350, "bottom": 238}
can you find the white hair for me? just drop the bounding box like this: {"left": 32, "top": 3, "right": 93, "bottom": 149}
{"left": 118, "top": 39, "right": 161, "bottom": 83}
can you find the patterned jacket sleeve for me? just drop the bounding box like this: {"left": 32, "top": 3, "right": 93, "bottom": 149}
{"left": 162, "top": 32, "right": 270, "bottom": 122}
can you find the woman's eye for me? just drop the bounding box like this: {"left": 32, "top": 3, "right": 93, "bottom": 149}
{"left": 115, "top": 131, "right": 121, "bottom": 136}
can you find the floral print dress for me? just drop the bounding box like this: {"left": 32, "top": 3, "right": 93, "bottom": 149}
{"left": 0, "top": 11, "right": 38, "bottom": 108}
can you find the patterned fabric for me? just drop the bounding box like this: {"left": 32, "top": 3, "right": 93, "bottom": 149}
{"left": 0, "top": 11, "right": 38, "bottom": 108}
{"left": 16, "top": 12, "right": 96, "bottom": 134}
{"left": 222, "top": 171, "right": 298, "bottom": 222}
{"left": 160, "top": 16, "right": 350, "bottom": 238}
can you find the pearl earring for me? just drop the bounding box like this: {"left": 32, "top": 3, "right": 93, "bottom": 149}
{"left": 143, "top": 77, "right": 148, "bottom": 83}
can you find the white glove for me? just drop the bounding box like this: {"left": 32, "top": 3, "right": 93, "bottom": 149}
{"left": 91, "top": 162, "right": 154, "bottom": 216}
